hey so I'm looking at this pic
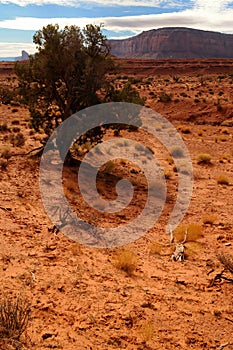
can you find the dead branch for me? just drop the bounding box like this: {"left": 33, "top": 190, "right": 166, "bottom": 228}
{"left": 208, "top": 268, "right": 233, "bottom": 287}
{"left": 218, "top": 254, "right": 233, "bottom": 274}
{"left": 10, "top": 145, "right": 44, "bottom": 157}
{"left": 0, "top": 207, "right": 12, "bottom": 212}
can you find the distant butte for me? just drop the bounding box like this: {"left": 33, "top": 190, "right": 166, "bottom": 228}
{"left": 108, "top": 27, "right": 233, "bottom": 59}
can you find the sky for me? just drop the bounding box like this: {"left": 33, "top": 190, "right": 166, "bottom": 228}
{"left": 0, "top": 0, "right": 233, "bottom": 58}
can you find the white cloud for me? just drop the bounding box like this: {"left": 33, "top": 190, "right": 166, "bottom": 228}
{"left": 194, "top": 0, "right": 233, "bottom": 12}
{"left": 1, "top": 0, "right": 233, "bottom": 56}
{"left": 0, "top": 0, "right": 232, "bottom": 10}
{"left": 0, "top": 8, "right": 233, "bottom": 35}
{"left": 0, "top": 42, "right": 36, "bottom": 57}
{"left": 0, "top": 0, "right": 170, "bottom": 7}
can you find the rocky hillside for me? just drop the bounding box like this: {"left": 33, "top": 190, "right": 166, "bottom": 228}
{"left": 109, "top": 27, "right": 233, "bottom": 59}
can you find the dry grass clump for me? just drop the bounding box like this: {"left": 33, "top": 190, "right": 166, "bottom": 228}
{"left": 174, "top": 223, "right": 203, "bottom": 242}
{"left": 115, "top": 250, "right": 138, "bottom": 276}
{"left": 150, "top": 180, "right": 166, "bottom": 200}
{"left": 0, "top": 295, "right": 31, "bottom": 341}
{"left": 202, "top": 214, "right": 217, "bottom": 225}
{"left": 164, "top": 170, "right": 173, "bottom": 179}
{"left": 197, "top": 153, "right": 212, "bottom": 165}
{"left": 149, "top": 241, "right": 163, "bottom": 255}
{"left": 70, "top": 242, "right": 82, "bottom": 256}
{"left": 159, "top": 92, "right": 172, "bottom": 102}
{"left": 185, "top": 241, "right": 203, "bottom": 258}
{"left": 171, "top": 146, "right": 185, "bottom": 158}
{"left": 216, "top": 174, "right": 230, "bottom": 185}
{"left": 178, "top": 125, "right": 191, "bottom": 134}
{"left": 10, "top": 133, "right": 25, "bottom": 147}
{"left": 140, "top": 321, "right": 156, "bottom": 342}
{"left": 0, "top": 145, "right": 12, "bottom": 160}
{"left": 0, "top": 122, "right": 9, "bottom": 132}
{"left": 0, "top": 158, "right": 8, "bottom": 170}
{"left": 175, "top": 160, "right": 192, "bottom": 175}
{"left": 217, "top": 134, "right": 228, "bottom": 142}
{"left": 103, "top": 160, "right": 115, "bottom": 174}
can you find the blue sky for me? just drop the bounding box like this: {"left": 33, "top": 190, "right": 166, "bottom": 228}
{"left": 0, "top": 0, "right": 233, "bottom": 57}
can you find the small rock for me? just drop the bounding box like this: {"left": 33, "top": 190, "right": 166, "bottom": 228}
{"left": 42, "top": 333, "right": 53, "bottom": 340}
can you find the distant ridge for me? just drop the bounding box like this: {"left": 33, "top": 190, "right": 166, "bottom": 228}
{"left": 109, "top": 27, "right": 233, "bottom": 59}
{"left": 0, "top": 50, "right": 29, "bottom": 62}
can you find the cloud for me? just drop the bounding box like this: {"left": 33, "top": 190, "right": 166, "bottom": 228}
{"left": 194, "top": 0, "right": 233, "bottom": 12}
{"left": 1, "top": 0, "right": 233, "bottom": 56}
{"left": 0, "top": 8, "right": 233, "bottom": 35}
{"left": 0, "top": 42, "right": 36, "bottom": 57}
{"left": 0, "top": 0, "right": 174, "bottom": 7}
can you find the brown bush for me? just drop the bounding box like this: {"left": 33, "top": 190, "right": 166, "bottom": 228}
{"left": 0, "top": 295, "right": 31, "bottom": 341}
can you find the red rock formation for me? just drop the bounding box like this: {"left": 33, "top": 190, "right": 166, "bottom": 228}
{"left": 109, "top": 27, "right": 233, "bottom": 59}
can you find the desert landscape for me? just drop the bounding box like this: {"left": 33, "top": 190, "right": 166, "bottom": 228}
{"left": 0, "top": 58, "right": 232, "bottom": 350}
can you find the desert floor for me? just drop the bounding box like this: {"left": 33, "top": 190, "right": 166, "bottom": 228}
{"left": 0, "top": 60, "right": 232, "bottom": 349}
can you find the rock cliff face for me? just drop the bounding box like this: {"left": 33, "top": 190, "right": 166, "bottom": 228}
{"left": 109, "top": 27, "right": 233, "bottom": 59}
{"left": 16, "top": 50, "right": 29, "bottom": 61}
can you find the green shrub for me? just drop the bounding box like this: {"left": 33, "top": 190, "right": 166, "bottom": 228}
{"left": 0, "top": 122, "right": 9, "bottom": 132}
{"left": 159, "top": 93, "right": 172, "bottom": 102}
{"left": 10, "top": 133, "right": 25, "bottom": 147}
{"left": 0, "top": 159, "right": 8, "bottom": 170}
{"left": 0, "top": 86, "right": 15, "bottom": 105}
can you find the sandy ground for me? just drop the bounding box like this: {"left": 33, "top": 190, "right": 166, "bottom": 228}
{"left": 0, "top": 60, "right": 232, "bottom": 349}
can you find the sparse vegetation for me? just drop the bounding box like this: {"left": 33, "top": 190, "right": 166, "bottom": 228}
{"left": 171, "top": 146, "right": 185, "bottom": 158}
{"left": 218, "top": 254, "right": 233, "bottom": 275}
{"left": 70, "top": 242, "right": 82, "bottom": 256}
{"left": 15, "top": 24, "right": 144, "bottom": 154}
{"left": 0, "top": 158, "right": 8, "bottom": 170}
{"left": 180, "top": 91, "right": 188, "bottom": 97}
{"left": 159, "top": 92, "right": 172, "bottom": 102}
{"left": 150, "top": 180, "right": 166, "bottom": 200}
{"left": 174, "top": 223, "right": 203, "bottom": 242}
{"left": 221, "top": 127, "right": 229, "bottom": 134}
{"left": 10, "top": 133, "right": 25, "bottom": 147}
{"left": 0, "top": 86, "right": 15, "bottom": 105}
{"left": 0, "top": 122, "right": 9, "bottom": 132}
{"left": 202, "top": 214, "right": 217, "bottom": 225}
{"left": 179, "top": 125, "right": 191, "bottom": 134}
{"left": 103, "top": 160, "right": 115, "bottom": 173}
{"left": 197, "top": 153, "right": 212, "bottom": 165}
{"left": 140, "top": 321, "right": 155, "bottom": 342}
{"left": 0, "top": 145, "right": 12, "bottom": 159}
{"left": 1, "top": 57, "right": 233, "bottom": 348}
{"left": 149, "top": 241, "right": 163, "bottom": 255}
{"left": 217, "top": 134, "right": 228, "bottom": 142}
{"left": 0, "top": 295, "right": 31, "bottom": 341}
{"left": 216, "top": 174, "right": 230, "bottom": 185}
{"left": 175, "top": 161, "right": 192, "bottom": 175}
{"left": 115, "top": 250, "right": 138, "bottom": 276}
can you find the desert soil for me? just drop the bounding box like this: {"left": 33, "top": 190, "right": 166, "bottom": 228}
{"left": 0, "top": 60, "right": 232, "bottom": 350}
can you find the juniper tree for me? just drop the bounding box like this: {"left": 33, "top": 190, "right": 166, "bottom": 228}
{"left": 15, "top": 24, "right": 145, "bottom": 153}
